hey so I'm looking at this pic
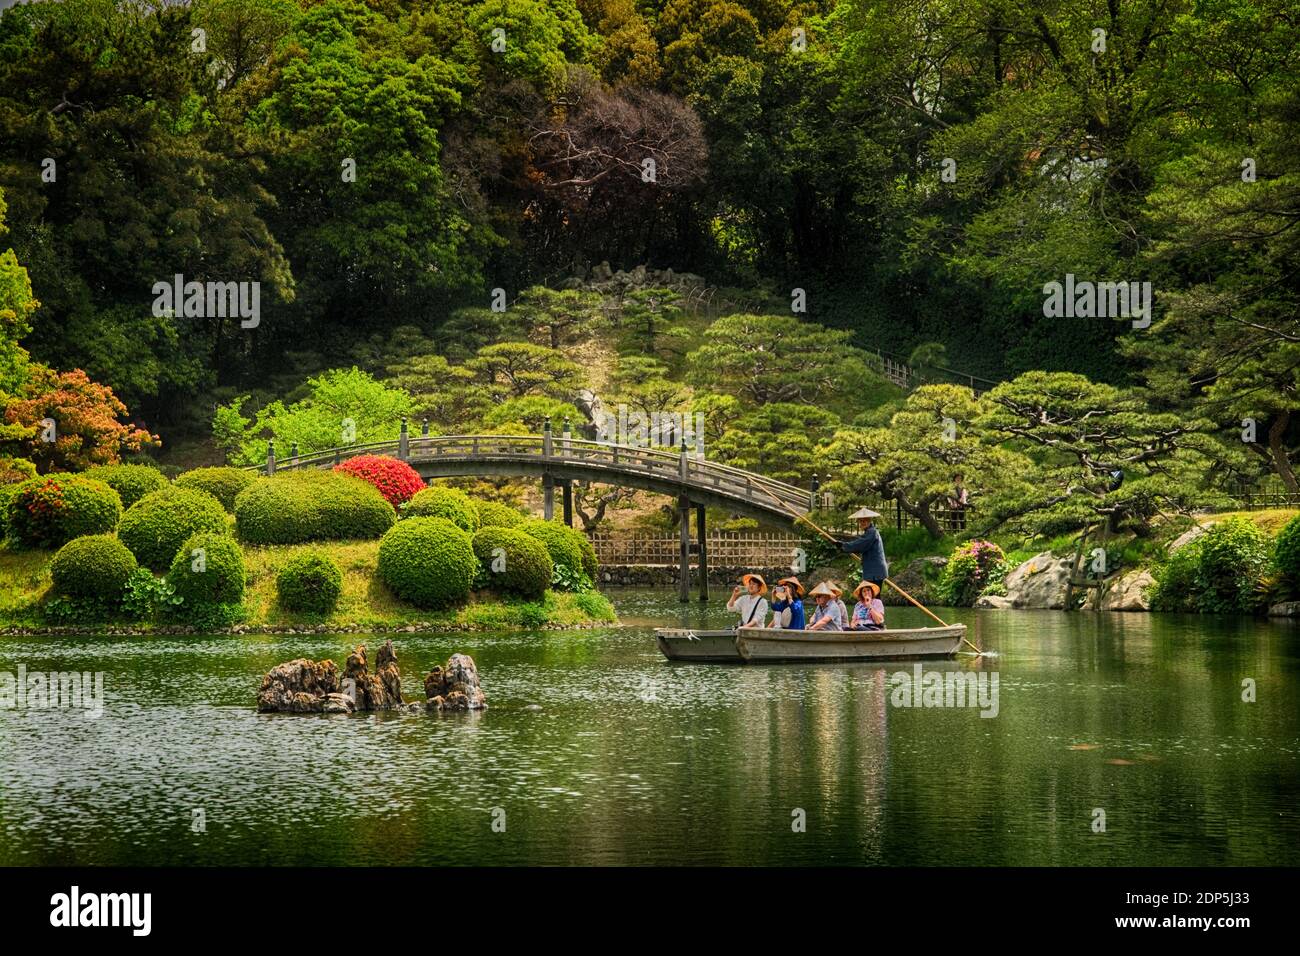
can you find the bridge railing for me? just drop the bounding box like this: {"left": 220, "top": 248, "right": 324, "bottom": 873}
{"left": 250, "top": 432, "right": 811, "bottom": 514}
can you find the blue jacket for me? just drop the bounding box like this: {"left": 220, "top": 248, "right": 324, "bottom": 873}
{"left": 771, "top": 598, "right": 806, "bottom": 630}
{"left": 842, "top": 525, "right": 888, "bottom": 581}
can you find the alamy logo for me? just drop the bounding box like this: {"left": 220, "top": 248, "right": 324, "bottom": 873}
{"left": 595, "top": 404, "right": 705, "bottom": 453}
{"left": 152, "top": 274, "right": 260, "bottom": 328}
{"left": 0, "top": 665, "right": 104, "bottom": 718}
{"left": 50, "top": 886, "right": 151, "bottom": 936}
{"left": 889, "top": 664, "right": 999, "bottom": 718}
{"left": 1042, "top": 274, "right": 1152, "bottom": 328}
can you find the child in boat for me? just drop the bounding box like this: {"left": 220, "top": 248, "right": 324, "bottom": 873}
{"left": 849, "top": 580, "right": 885, "bottom": 631}
{"left": 805, "top": 581, "right": 845, "bottom": 631}
{"left": 727, "top": 573, "right": 769, "bottom": 628}
{"left": 768, "top": 577, "right": 806, "bottom": 629}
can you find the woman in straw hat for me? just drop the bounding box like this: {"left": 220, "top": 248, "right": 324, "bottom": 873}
{"left": 849, "top": 580, "right": 885, "bottom": 631}
{"left": 727, "top": 573, "right": 769, "bottom": 628}
{"left": 840, "top": 507, "right": 888, "bottom": 589}
{"left": 768, "top": 576, "right": 806, "bottom": 630}
{"left": 805, "top": 581, "right": 845, "bottom": 631}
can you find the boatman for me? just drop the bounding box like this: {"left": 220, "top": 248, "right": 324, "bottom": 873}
{"left": 840, "top": 507, "right": 888, "bottom": 590}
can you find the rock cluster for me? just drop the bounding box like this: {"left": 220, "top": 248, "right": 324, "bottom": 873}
{"left": 257, "top": 645, "right": 487, "bottom": 714}
{"left": 256, "top": 658, "right": 354, "bottom": 714}
{"left": 425, "top": 653, "right": 488, "bottom": 712}
{"left": 258, "top": 640, "right": 405, "bottom": 713}
{"left": 344, "top": 641, "right": 405, "bottom": 711}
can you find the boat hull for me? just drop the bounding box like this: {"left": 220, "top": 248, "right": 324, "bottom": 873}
{"left": 655, "top": 628, "right": 746, "bottom": 662}
{"left": 655, "top": 625, "right": 968, "bottom": 663}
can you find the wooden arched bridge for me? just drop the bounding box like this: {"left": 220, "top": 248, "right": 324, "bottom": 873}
{"left": 251, "top": 420, "right": 816, "bottom": 601}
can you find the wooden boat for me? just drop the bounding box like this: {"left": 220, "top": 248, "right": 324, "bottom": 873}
{"left": 655, "top": 624, "right": 968, "bottom": 664}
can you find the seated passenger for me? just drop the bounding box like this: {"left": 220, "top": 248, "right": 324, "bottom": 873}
{"left": 850, "top": 580, "right": 885, "bottom": 631}
{"left": 806, "top": 581, "right": 845, "bottom": 631}
{"left": 768, "top": 577, "right": 806, "bottom": 630}
{"left": 727, "top": 573, "right": 769, "bottom": 628}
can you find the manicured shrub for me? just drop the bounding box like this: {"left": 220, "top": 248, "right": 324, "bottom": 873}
{"left": 935, "top": 539, "right": 1007, "bottom": 607}
{"left": 1152, "top": 518, "right": 1271, "bottom": 614}
{"left": 6, "top": 475, "right": 123, "bottom": 548}
{"left": 405, "top": 485, "right": 478, "bottom": 532}
{"left": 333, "top": 454, "right": 424, "bottom": 507}
{"left": 471, "top": 526, "right": 553, "bottom": 598}
{"left": 276, "top": 551, "right": 344, "bottom": 614}
{"left": 235, "top": 470, "right": 396, "bottom": 544}
{"left": 472, "top": 499, "right": 527, "bottom": 529}
{"left": 117, "top": 486, "right": 229, "bottom": 570}
{"left": 50, "top": 534, "right": 138, "bottom": 601}
{"left": 377, "top": 517, "right": 476, "bottom": 609}
{"left": 520, "top": 519, "right": 590, "bottom": 588}
{"left": 175, "top": 466, "right": 255, "bottom": 512}
{"left": 83, "top": 463, "right": 169, "bottom": 508}
{"left": 167, "top": 531, "right": 246, "bottom": 607}
{"left": 1275, "top": 514, "right": 1300, "bottom": 584}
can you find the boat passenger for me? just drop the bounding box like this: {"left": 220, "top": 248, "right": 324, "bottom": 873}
{"left": 840, "top": 507, "right": 888, "bottom": 589}
{"left": 806, "top": 581, "right": 844, "bottom": 631}
{"left": 768, "top": 577, "right": 806, "bottom": 630}
{"left": 850, "top": 580, "right": 885, "bottom": 631}
{"left": 727, "top": 574, "right": 769, "bottom": 628}
{"left": 828, "top": 583, "right": 850, "bottom": 628}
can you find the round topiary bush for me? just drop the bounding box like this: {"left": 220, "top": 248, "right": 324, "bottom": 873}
{"left": 235, "top": 470, "right": 396, "bottom": 545}
{"left": 174, "top": 466, "right": 256, "bottom": 512}
{"left": 333, "top": 454, "right": 424, "bottom": 507}
{"left": 6, "top": 475, "right": 124, "bottom": 548}
{"left": 472, "top": 499, "right": 527, "bottom": 529}
{"left": 405, "top": 485, "right": 478, "bottom": 532}
{"left": 83, "top": 463, "right": 169, "bottom": 509}
{"left": 1275, "top": 514, "right": 1300, "bottom": 583}
{"left": 167, "top": 531, "right": 246, "bottom": 606}
{"left": 50, "top": 534, "right": 138, "bottom": 600}
{"left": 471, "top": 526, "right": 553, "bottom": 598}
{"left": 276, "top": 550, "right": 344, "bottom": 614}
{"left": 117, "top": 486, "right": 229, "bottom": 570}
{"left": 520, "top": 519, "right": 588, "bottom": 586}
{"left": 377, "top": 517, "right": 476, "bottom": 609}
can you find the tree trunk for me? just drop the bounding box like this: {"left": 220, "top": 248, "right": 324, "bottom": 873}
{"left": 1268, "top": 410, "right": 1299, "bottom": 493}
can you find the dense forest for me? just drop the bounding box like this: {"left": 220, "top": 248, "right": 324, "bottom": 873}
{"left": 1, "top": 0, "right": 1299, "bottom": 532}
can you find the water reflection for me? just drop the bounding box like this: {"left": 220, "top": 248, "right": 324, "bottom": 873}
{"left": 0, "top": 594, "right": 1296, "bottom": 865}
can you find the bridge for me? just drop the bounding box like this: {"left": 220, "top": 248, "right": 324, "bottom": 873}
{"left": 252, "top": 419, "right": 816, "bottom": 601}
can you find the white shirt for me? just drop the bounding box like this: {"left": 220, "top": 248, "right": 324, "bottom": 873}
{"left": 731, "top": 593, "right": 768, "bottom": 627}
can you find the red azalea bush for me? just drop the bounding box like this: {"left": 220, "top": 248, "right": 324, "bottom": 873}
{"left": 332, "top": 455, "right": 423, "bottom": 507}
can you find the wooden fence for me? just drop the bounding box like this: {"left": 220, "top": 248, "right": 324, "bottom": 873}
{"left": 587, "top": 531, "right": 806, "bottom": 567}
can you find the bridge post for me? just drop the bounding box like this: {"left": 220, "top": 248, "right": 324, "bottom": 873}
{"left": 543, "top": 417, "right": 553, "bottom": 458}
{"left": 421, "top": 417, "right": 429, "bottom": 456}
{"left": 561, "top": 480, "right": 573, "bottom": 526}
{"left": 696, "top": 503, "right": 708, "bottom": 601}
{"left": 678, "top": 494, "right": 691, "bottom": 603}
{"left": 266, "top": 440, "right": 276, "bottom": 477}
{"left": 398, "top": 417, "right": 409, "bottom": 460}
{"left": 810, "top": 474, "right": 820, "bottom": 511}
{"left": 562, "top": 417, "right": 571, "bottom": 456}
{"left": 543, "top": 473, "right": 554, "bottom": 521}
{"left": 290, "top": 442, "right": 298, "bottom": 469}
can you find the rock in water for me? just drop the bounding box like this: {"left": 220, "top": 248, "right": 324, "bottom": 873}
{"left": 257, "top": 659, "right": 354, "bottom": 713}
{"left": 425, "top": 653, "right": 487, "bottom": 712}
{"left": 1100, "top": 570, "right": 1156, "bottom": 611}
{"left": 344, "top": 641, "right": 405, "bottom": 711}
{"left": 1002, "top": 551, "right": 1073, "bottom": 609}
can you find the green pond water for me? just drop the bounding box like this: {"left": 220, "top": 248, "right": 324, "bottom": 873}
{"left": 0, "top": 590, "right": 1297, "bottom": 866}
